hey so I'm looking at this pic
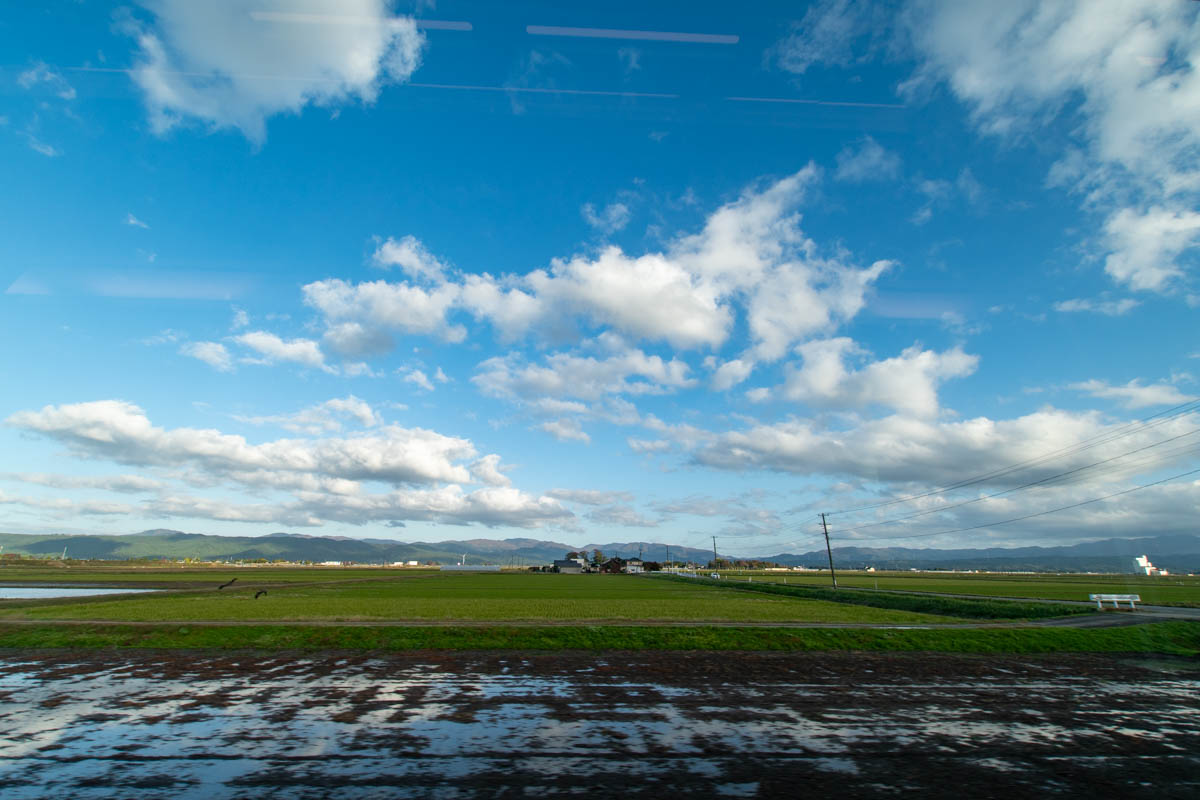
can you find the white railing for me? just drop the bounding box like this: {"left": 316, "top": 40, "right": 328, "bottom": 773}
{"left": 1088, "top": 593, "right": 1140, "bottom": 610}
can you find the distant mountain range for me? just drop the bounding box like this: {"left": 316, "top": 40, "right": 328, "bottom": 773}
{"left": 0, "top": 530, "right": 714, "bottom": 566}
{"left": 0, "top": 530, "right": 1197, "bottom": 573}
{"left": 764, "top": 533, "right": 1200, "bottom": 573}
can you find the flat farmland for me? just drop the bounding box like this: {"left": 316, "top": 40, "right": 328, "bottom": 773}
{"left": 719, "top": 570, "right": 1200, "bottom": 607}
{"left": 0, "top": 572, "right": 959, "bottom": 625}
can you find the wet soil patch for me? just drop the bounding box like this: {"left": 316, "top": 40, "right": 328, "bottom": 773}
{"left": 1, "top": 650, "right": 1197, "bottom": 798}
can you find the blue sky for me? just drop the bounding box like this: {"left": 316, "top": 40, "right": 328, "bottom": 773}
{"left": 2, "top": 1, "right": 1198, "bottom": 554}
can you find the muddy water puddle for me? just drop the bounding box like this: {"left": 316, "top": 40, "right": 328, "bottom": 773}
{"left": 0, "top": 651, "right": 1197, "bottom": 798}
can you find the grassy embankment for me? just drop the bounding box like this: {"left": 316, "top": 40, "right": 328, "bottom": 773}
{"left": 717, "top": 569, "right": 1200, "bottom": 607}
{"left": 0, "top": 573, "right": 957, "bottom": 625}
{"left": 652, "top": 574, "right": 1093, "bottom": 620}
{"left": 1, "top": 621, "right": 1197, "bottom": 656}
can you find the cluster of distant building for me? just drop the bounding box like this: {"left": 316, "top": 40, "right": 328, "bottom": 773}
{"left": 547, "top": 555, "right": 648, "bottom": 574}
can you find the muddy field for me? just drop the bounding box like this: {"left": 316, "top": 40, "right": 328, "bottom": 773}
{"left": 1, "top": 649, "right": 1197, "bottom": 798}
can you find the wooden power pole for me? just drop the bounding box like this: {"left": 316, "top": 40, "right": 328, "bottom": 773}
{"left": 820, "top": 513, "right": 837, "bottom": 589}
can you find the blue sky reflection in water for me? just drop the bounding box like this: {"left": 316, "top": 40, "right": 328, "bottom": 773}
{"left": 1, "top": 652, "right": 1198, "bottom": 797}
{"left": 0, "top": 588, "right": 157, "bottom": 599}
{"left": 1, "top": 1, "right": 1198, "bottom": 555}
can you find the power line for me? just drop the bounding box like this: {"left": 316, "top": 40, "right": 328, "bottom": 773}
{"left": 834, "top": 465, "right": 1200, "bottom": 543}
{"left": 832, "top": 426, "right": 1200, "bottom": 536}
{"left": 736, "top": 403, "right": 1200, "bottom": 558}
{"left": 759, "top": 402, "right": 1200, "bottom": 546}
{"left": 821, "top": 398, "right": 1200, "bottom": 518}
{"left": 728, "top": 533, "right": 827, "bottom": 560}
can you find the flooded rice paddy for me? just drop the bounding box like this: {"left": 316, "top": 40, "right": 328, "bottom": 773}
{"left": 0, "top": 650, "right": 1197, "bottom": 798}
{"left": 0, "top": 587, "right": 158, "bottom": 599}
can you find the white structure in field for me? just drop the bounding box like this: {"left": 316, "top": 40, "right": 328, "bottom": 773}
{"left": 1134, "top": 555, "right": 1169, "bottom": 576}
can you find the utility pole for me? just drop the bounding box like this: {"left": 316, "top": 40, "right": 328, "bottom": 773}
{"left": 712, "top": 536, "right": 719, "bottom": 569}
{"left": 820, "top": 513, "right": 837, "bottom": 589}
{"left": 665, "top": 544, "right": 670, "bottom": 569}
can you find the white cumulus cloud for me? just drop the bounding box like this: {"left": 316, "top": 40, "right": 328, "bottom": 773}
{"left": 303, "top": 278, "right": 465, "bottom": 343}
{"left": 372, "top": 234, "right": 448, "bottom": 281}
{"left": 903, "top": 0, "right": 1200, "bottom": 294}
{"left": 303, "top": 166, "right": 889, "bottom": 359}
{"left": 781, "top": 339, "right": 979, "bottom": 417}
{"left": 473, "top": 346, "right": 696, "bottom": 403}
{"left": 180, "top": 341, "right": 233, "bottom": 372}
{"left": 235, "top": 330, "right": 330, "bottom": 371}
{"left": 694, "top": 407, "right": 1198, "bottom": 486}
{"left": 402, "top": 368, "right": 435, "bottom": 392}
{"left": 539, "top": 418, "right": 591, "bottom": 443}
{"left": 122, "top": 0, "right": 425, "bottom": 142}
{"left": 834, "top": 136, "right": 902, "bottom": 182}
{"left": 469, "top": 453, "right": 512, "bottom": 487}
{"left": 5, "top": 400, "right": 575, "bottom": 529}
{"left": 236, "top": 395, "right": 382, "bottom": 433}
{"left": 1054, "top": 297, "right": 1140, "bottom": 316}
{"left": 1069, "top": 379, "right": 1196, "bottom": 410}
{"left": 581, "top": 202, "right": 631, "bottom": 234}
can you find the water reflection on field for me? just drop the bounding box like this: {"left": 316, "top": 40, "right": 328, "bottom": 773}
{"left": 0, "top": 651, "right": 1197, "bottom": 798}
{"left": 0, "top": 587, "right": 158, "bottom": 599}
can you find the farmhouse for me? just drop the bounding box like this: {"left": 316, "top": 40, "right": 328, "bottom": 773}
{"left": 598, "top": 557, "right": 646, "bottom": 574}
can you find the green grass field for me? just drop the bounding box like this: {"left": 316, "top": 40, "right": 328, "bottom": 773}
{"left": 654, "top": 575, "right": 1090, "bottom": 620}
{"left": 6, "top": 566, "right": 1196, "bottom": 655}
{"left": 1, "top": 621, "right": 1197, "bottom": 656}
{"left": 0, "top": 572, "right": 960, "bottom": 625}
{"left": 7, "top": 564, "right": 1194, "bottom": 606}
{"left": 718, "top": 570, "right": 1200, "bottom": 607}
